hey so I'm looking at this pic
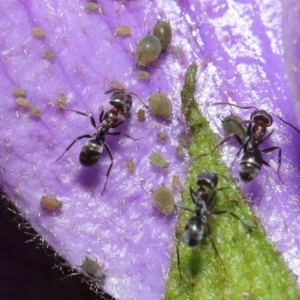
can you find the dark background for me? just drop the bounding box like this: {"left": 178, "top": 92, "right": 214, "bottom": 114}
{"left": 0, "top": 191, "right": 114, "bottom": 300}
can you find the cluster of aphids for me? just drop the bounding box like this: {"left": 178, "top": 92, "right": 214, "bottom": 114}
{"left": 43, "top": 11, "right": 300, "bottom": 287}
{"left": 42, "top": 19, "right": 176, "bottom": 284}
{"left": 40, "top": 195, "right": 106, "bottom": 283}
{"left": 136, "top": 20, "right": 172, "bottom": 68}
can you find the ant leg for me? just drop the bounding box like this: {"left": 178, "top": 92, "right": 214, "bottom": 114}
{"left": 53, "top": 134, "right": 92, "bottom": 162}
{"left": 205, "top": 223, "right": 226, "bottom": 272}
{"left": 257, "top": 169, "right": 271, "bottom": 205}
{"left": 101, "top": 143, "right": 114, "bottom": 195}
{"left": 206, "top": 187, "right": 227, "bottom": 207}
{"left": 130, "top": 91, "right": 149, "bottom": 109}
{"left": 211, "top": 134, "right": 238, "bottom": 154}
{"left": 67, "top": 109, "right": 97, "bottom": 128}
{"left": 176, "top": 240, "right": 183, "bottom": 285}
{"left": 107, "top": 131, "right": 141, "bottom": 141}
{"left": 210, "top": 210, "right": 250, "bottom": 228}
{"left": 111, "top": 120, "right": 124, "bottom": 128}
{"left": 261, "top": 146, "right": 283, "bottom": 183}
{"left": 261, "top": 129, "right": 274, "bottom": 144}
{"left": 228, "top": 121, "right": 251, "bottom": 171}
{"left": 189, "top": 187, "right": 198, "bottom": 206}
{"left": 176, "top": 203, "right": 195, "bottom": 213}
{"left": 104, "top": 88, "right": 117, "bottom": 94}
{"left": 213, "top": 102, "right": 257, "bottom": 110}
{"left": 99, "top": 110, "right": 104, "bottom": 123}
{"left": 272, "top": 113, "right": 300, "bottom": 134}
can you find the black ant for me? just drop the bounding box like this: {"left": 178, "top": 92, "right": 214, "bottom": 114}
{"left": 176, "top": 172, "right": 249, "bottom": 282}
{"left": 212, "top": 103, "right": 300, "bottom": 183}
{"left": 55, "top": 88, "right": 145, "bottom": 194}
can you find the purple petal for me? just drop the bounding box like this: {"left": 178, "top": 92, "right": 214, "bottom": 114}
{"left": 1, "top": 0, "right": 300, "bottom": 299}
{"left": 0, "top": 1, "right": 189, "bottom": 299}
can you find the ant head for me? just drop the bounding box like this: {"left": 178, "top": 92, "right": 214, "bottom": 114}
{"left": 108, "top": 90, "right": 133, "bottom": 114}
{"left": 196, "top": 172, "right": 218, "bottom": 189}
{"left": 250, "top": 110, "right": 273, "bottom": 127}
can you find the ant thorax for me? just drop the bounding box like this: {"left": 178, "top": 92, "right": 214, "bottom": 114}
{"left": 103, "top": 108, "right": 121, "bottom": 127}
{"left": 196, "top": 199, "right": 208, "bottom": 218}
{"left": 95, "top": 123, "right": 107, "bottom": 138}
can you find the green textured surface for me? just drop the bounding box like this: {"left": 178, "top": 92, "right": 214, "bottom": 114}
{"left": 165, "top": 63, "right": 300, "bottom": 300}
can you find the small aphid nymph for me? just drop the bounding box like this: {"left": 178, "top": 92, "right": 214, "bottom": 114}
{"left": 152, "top": 186, "right": 175, "bottom": 215}
{"left": 32, "top": 27, "right": 46, "bottom": 38}
{"left": 172, "top": 175, "right": 181, "bottom": 189}
{"left": 137, "top": 70, "right": 150, "bottom": 80}
{"left": 43, "top": 49, "right": 55, "bottom": 60}
{"left": 16, "top": 97, "right": 30, "bottom": 107}
{"left": 40, "top": 195, "right": 63, "bottom": 210}
{"left": 115, "top": 25, "right": 132, "bottom": 36}
{"left": 85, "top": 2, "right": 99, "bottom": 11}
{"left": 149, "top": 152, "right": 169, "bottom": 168}
{"left": 157, "top": 132, "right": 168, "bottom": 141}
{"left": 110, "top": 81, "right": 124, "bottom": 90}
{"left": 13, "top": 87, "right": 27, "bottom": 97}
{"left": 126, "top": 159, "right": 135, "bottom": 173}
{"left": 136, "top": 35, "right": 161, "bottom": 68}
{"left": 148, "top": 92, "right": 172, "bottom": 120}
{"left": 176, "top": 146, "right": 185, "bottom": 157}
{"left": 57, "top": 93, "right": 67, "bottom": 110}
{"left": 30, "top": 107, "right": 41, "bottom": 116}
{"left": 137, "top": 108, "right": 146, "bottom": 122}
{"left": 81, "top": 257, "right": 106, "bottom": 281}
{"left": 153, "top": 20, "right": 172, "bottom": 52}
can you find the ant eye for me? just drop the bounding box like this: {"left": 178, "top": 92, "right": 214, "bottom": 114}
{"left": 153, "top": 20, "right": 172, "bottom": 52}
{"left": 136, "top": 35, "right": 161, "bottom": 68}
{"left": 148, "top": 92, "right": 172, "bottom": 120}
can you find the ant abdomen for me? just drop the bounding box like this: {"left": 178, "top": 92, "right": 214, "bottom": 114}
{"left": 183, "top": 217, "right": 204, "bottom": 248}
{"left": 79, "top": 140, "right": 103, "bottom": 167}
{"left": 239, "top": 148, "right": 262, "bottom": 182}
